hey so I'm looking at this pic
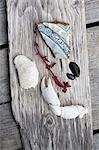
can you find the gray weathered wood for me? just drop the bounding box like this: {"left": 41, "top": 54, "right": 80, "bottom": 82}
{"left": 0, "top": 49, "right": 22, "bottom": 149}
{"left": 93, "top": 134, "right": 99, "bottom": 150}
{"left": 85, "top": 0, "right": 99, "bottom": 24}
{"left": 87, "top": 26, "right": 99, "bottom": 130}
{"left": 0, "top": 103, "right": 22, "bottom": 150}
{"left": 6, "top": 0, "right": 93, "bottom": 149}
{"left": 0, "top": 48, "right": 10, "bottom": 104}
{"left": 0, "top": 0, "right": 7, "bottom": 45}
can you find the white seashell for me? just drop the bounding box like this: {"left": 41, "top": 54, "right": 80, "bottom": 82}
{"left": 61, "top": 105, "right": 88, "bottom": 119}
{"left": 41, "top": 76, "right": 60, "bottom": 106}
{"left": 41, "top": 76, "right": 88, "bottom": 119}
{"left": 14, "top": 55, "right": 39, "bottom": 89}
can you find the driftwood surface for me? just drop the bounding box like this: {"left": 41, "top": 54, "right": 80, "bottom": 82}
{"left": 0, "top": 48, "right": 22, "bottom": 150}
{"left": 6, "top": 0, "right": 93, "bottom": 150}
{"left": 0, "top": 0, "right": 22, "bottom": 149}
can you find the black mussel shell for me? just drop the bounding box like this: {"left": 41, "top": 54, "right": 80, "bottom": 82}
{"left": 66, "top": 73, "right": 75, "bottom": 80}
{"left": 69, "top": 62, "right": 80, "bottom": 77}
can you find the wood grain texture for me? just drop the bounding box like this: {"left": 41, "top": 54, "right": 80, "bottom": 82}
{"left": 87, "top": 26, "right": 99, "bottom": 130}
{"left": 93, "top": 134, "right": 99, "bottom": 150}
{"left": 6, "top": 0, "right": 93, "bottom": 149}
{"left": 0, "top": 0, "right": 7, "bottom": 45}
{"left": 0, "top": 103, "right": 22, "bottom": 150}
{"left": 85, "top": 0, "right": 99, "bottom": 24}
{"left": 0, "top": 48, "right": 10, "bottom": 104}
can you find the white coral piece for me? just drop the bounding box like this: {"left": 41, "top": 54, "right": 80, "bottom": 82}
{"left": 14, "top": 55, "right": 39, "bottom": 89}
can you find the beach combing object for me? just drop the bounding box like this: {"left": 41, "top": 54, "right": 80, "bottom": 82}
{"left": 37, "top": 22, "right": 71, "bottom": 59}
{"left": 14, "top": 55, "right": 39, "bottom": 89}
{"left": 41, "top": 76, "right": 88, "bottom": 119}
{"left": 34, "top": 42, "right": 71, "bottom": 93}
{"left": 66, "top": 62, "right": 80, "bottom": 80}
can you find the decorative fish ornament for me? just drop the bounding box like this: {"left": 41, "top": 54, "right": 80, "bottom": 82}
{"left": 37, "top": 22, "right": 71, "bottom": 59}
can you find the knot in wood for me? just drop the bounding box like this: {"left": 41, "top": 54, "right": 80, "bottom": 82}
{"left": 45, "top": 114, "right": 55, "bottom": 129}
{"left": 72, "top": 0, "right": 81, "bottom": 8}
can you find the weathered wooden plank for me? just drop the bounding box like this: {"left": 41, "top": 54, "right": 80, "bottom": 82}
{"left": 6, "top": 0, "right": 93, "bottom": 150}
{"left": 0, "top": 48, "right": 10, "bottom": 104}
{"left": 0, "top": 0, "right": 7, "bottom": 45}
{"left": 87, "top": 26, "right": 99, "bottom": 130}
{"left": 93, "top": 134, "right": 99, "bottom": 150}
{"left": 0, "top": 103, "right": 22, "bottom": 150}
{"left": 85, "top": 0, "right": 99, "bottom": 24}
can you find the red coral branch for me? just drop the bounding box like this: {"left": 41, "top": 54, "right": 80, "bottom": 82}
{"left": 34, "top": 42, "right": 71, "bottom": 93}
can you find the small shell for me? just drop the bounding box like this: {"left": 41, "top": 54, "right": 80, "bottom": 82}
{"left": 66, "top": 73, "right": 75, "bottom": 80}
{"left": 38, "top": 22, "right": 71, "bottom": 59}
{"left": 14, "top": 55, "right": 39, "bottom": 89}
{"left": 41, "top": 76, "right": 60, "bottom": 106}
{"left": 69, "top": 62, "right": 80, "bottom": 77}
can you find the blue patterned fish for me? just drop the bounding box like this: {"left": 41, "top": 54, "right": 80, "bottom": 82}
{"left": 37, "top": 22, "right": 70, "bottom": 59}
